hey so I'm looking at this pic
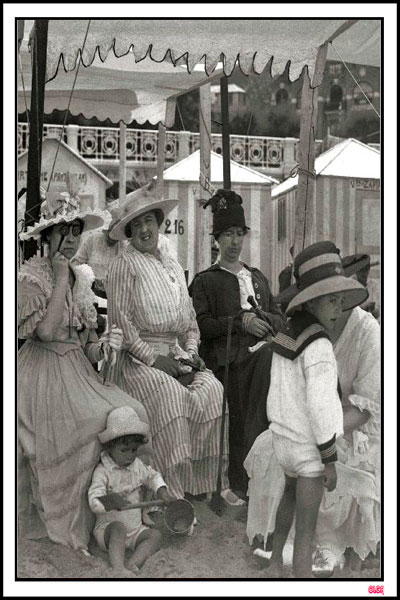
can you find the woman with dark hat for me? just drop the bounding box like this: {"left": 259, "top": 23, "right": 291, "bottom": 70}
{"left": 190, "top": 189, "right": 286, "bottom": 502}
{"left": 105, "top": 185, "right": 231, "bottom": 504}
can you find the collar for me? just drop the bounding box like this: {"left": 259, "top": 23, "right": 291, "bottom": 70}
{"left": 218, "top": 262, "right": 251, "bottom": 277}
{"left": 270, "top": 311, "right": 329, "bottom": 360}
{"left": 208, "top": 261, "right": 256, "bottom": 273}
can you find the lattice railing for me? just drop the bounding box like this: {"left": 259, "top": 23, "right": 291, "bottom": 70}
{"left": 17, "top": 123, "right": 345, "bottom": 172}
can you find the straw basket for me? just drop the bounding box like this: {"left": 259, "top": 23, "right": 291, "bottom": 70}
{"left": 164, "top": 499, "right": 195, "bottom": 536}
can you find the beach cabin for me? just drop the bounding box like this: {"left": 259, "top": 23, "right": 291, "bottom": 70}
{"left": 18, "top": 137, "right": 113, "bottom": 212}
{"left": 153, "top": 150, "right": 277, "bottom": 281}
{"left": 269, "top": 138, "right": 381, "bottom": 293}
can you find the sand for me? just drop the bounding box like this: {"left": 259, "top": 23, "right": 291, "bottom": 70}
{"left": 17, "top": 498, "right": 380, "bottom": 581}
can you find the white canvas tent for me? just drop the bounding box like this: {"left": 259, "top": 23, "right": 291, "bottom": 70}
{"left": 18, "top": 40, "right": 224, "bottom": 126}
{"left": 36, "top": 19, "right": 381, "bottom": 83}
{"left": 146, "top": 150, "right": 277, "bottom": 279}
{"left": 269, "top": 139, "right": 381, "bottom": 292}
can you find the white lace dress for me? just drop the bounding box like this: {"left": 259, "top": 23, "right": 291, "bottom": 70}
{"left": 244, "top": 308, "right": 380, "bottom": 560}
{"left": 18, "top": 257, "right": 150, "bottom": 551}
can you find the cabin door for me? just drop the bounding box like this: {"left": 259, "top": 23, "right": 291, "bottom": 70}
{"left": 355, "top": 190, "right": 380, "bottom": 270}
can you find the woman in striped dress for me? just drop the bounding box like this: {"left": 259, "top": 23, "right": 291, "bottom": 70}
{"left": 106, "top": 187, "right": 230, "bottom": 500}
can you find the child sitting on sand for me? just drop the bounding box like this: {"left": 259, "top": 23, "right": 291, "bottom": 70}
{"left": 88, "top": 406, "right": 173, "bottom": 577}
{"left": 265, "top": 242, "right": 368, "bottom": 578}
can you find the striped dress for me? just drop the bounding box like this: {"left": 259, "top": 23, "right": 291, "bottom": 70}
{"left": 106, "top": 244, "right": 229, "bottom": 499}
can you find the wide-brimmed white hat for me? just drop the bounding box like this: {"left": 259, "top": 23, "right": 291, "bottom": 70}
{"left": 109, "top": 184, "right": 178, "bottom": 241}
{"left": 98, "top": 406, "right": 150, "bottom": 444}
{"left": 285, "top": 241, "right": 369, "bottom": 316}
{"left": 20, "top": 174, "right": 106, "bottom": 241}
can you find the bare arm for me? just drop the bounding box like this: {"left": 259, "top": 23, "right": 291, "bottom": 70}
{"left": 342, "top": 404, "right": 371, "bottom": 437}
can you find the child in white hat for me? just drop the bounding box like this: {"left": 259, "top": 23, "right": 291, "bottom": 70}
{"left": 265, "top": 241, "right": 368, "bottom": 578}
{"left": 88, "top": 406, "right": 173, "bottom": 578}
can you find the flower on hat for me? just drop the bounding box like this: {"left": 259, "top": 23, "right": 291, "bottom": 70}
{"left": 203, "top": 189, "right": 249, "bottom": 237}
{"left": 19, "top": 174, "right": 107, "bottom": 241}
{"left": 203, "top": 189, "right": 243, "bottom": 213}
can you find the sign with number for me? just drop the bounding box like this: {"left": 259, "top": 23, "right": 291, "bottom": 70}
{"left": 164, "top": 219, "right": 185, "bottom": 235}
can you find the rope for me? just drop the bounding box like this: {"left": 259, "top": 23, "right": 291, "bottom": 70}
{"left": 176, "top": 101, "right": 186, "bottom": 132}
{"left": 199, "top": 106, "right": 213, "bottom": 147}
{"left": 22, "top": 32, "right": 42, "bottom": 230}
{"left": 199, "top": 169, "right": 217, "bottom": 196}
{"left": 246, "top": 112, "right": 253, "bottom": 136}
{"left": 329, "top": 40, "right": 381, "bottom": 119}
{"left": 46, "top": 20, "right": 92, "bottom": 194}
{"left": 290, "top": 164, "right": 317, "bottom": 179}
{"left": 22, "top": 21, "right": 92, "bottom": 233}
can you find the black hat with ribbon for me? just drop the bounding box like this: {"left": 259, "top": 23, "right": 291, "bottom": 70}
{"left": 203, "top": 189, "right": 249, "bottom": 238}
{"left": 276, "top": 241, "right": 368, "bottom": 316}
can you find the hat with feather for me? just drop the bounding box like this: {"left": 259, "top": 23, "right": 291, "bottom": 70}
{"left": 19, "top": 173, "right": 106, "bottom": 240}
{"left": 203, "top": 189, "right": 249, "bottom": 238}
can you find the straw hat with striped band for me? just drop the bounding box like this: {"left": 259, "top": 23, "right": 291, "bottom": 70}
{"left": 285, "top": 241, "right": 368, "bottom": 316}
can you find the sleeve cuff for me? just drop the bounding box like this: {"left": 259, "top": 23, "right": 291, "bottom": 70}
{"left": 185, "top": 341, "right": 198, "bottom": 355}
{"left": 152, "top": 474, "right": 168, "bottom": 493}
{"left": 317, "top": 433, "right": 337, "bottom": 464}
{"left": 127, "top": 340, "right": 156, "bottom": 366}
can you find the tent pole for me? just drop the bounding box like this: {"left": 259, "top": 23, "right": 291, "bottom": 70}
{"left": 119, "top": 122, "right": 127, "bottom": 204}
{"left": 198, "top": 83, "right": 212, "bottom": 272}
{"left": 156, "top": 122, "right": 166, "bottom": 198}
{"left": 17, "top": 19, "right": 25, "bottom": 50}
{"left": 293, "top": 43, "right": 328, "bottom": 258}
{"left": 23, "top": 19, "right": 48, "bottom": 261}
{"left": 220, "top": 76, "right": 231, "bottom": 190}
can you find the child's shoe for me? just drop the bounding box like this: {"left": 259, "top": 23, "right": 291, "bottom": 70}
{"left": 312, "top": 547, "right": 345, "bottom": 577}
{"left": 220, "top": 488, "right": 246, "bottom": 506}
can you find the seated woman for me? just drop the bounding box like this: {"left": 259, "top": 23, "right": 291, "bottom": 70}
{"left": 244, "top": 249, "right": 380, "bottom": 575}
{"left": 190, "top": 190, "right": 286, "bottom": 500}
{"left": 18, "top": 185, "right": 150, "bottom": 553}
{"left": 105, "top": 185, "right": 230, "bottom": 502}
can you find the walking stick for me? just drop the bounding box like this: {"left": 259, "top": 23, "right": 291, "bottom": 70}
{"left": 209, "top": 315, "right": 234, "bottom": 516}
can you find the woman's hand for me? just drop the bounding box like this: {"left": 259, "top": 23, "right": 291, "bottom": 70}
{"left": 189, "top": 354, "right": 207, "bottom": 372}
{"left": 106, "top": 325, "right": 123, "bottom": 352}
{"left": 99, "top": 325, "right": 123, "bottom": 369}
{"left": 323, "top": 463, "right": 337, "bottom": 492}
{"left": 246, "top": 317, "right": 273, "bottom": 338}
{"left": 51, "top": 251, "right": 70, "bottom": 281}
{"left": 153, "top": 355, "right": 181, "bottom": 377}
